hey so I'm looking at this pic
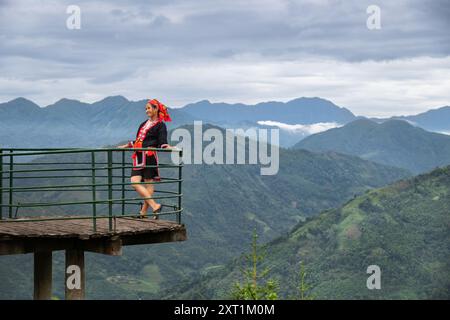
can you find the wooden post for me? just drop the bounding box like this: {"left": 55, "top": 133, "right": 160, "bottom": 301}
{"left": 34, "top": 251, "right": 53, "bottom": 300}
{"left": 65, "top": 249, "right": 85, "bottom": 300}
{"left": 8, "top": 150, "right": 13, "bottom": 218}
{"left": 107, "top": 150, "right": 113, "bottom": 231}
{"left": 177, "top": 149, "right": 183, "bottom": 224}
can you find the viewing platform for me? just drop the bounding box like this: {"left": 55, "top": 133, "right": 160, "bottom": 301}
{"left": 0, "top": 147, "right": 186, "bottom": 300}
{"left": 0, "top": 216, "right": 186, "bottom": 255}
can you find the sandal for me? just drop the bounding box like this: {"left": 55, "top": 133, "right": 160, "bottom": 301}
{"left": 152, "top": 204, "right": 162, "bottom": 220}
{"left": 153, "top": 204, "right": 162, "bottom": 213}
{"left": 137, "top": 202, "right": 148, "bottom": 218}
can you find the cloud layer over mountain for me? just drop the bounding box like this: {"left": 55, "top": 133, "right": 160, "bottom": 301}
{"left": 257, "top": 120, "right": 342, "bottom": 135}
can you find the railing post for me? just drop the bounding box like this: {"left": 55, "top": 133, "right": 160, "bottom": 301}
{"left": 9, "top": 149, "right": 13, "bottom": 219}
{"left": 121, "top": 151, "right": 125, "bottom": 216}
{"left": 0, "top": 149, "right": 3, "bottom": 220}
{"left": 107, "top": 150, "right": 113, "bottom": 231}
{"left": 91, "top": 152, "right": 97, "bottom": 232}
{"left": 177, "top": 149, "right": 183, "bottom": 224}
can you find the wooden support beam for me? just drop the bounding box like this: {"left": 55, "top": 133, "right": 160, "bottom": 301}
{"left": 83, "top": 236, "right": 122, "bottom": 256}
{"left": 65, "top": 249, "right": 85, "bottom": 300}
{"left": 0, "top": 228, "right": 186, "bottom": 256}
{"left": 34, "top": 251, "right": 52, "bottom": 300}
{"left": 0, "top": 238, "right": 123, "bottom": 256}
{"left": 0, "top": 218, "right": 186, "bottom": 255}
{"left": 0, "top": 238, "right": 26, "bottom": 255}
{"left": 122, "top": 228, "right": 187, "bottom": 246}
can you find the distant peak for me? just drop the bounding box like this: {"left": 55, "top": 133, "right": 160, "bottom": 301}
{"left": 10, "top": 97, "right": 36, "bottom": 103}
{"left": 197, "top": 99, "right": 212, "bottom": 104}
{"left": 285, "top": 97, "right": 352, "bottom": 111}
{"left": 53, "top": 98, "right": 81, "bottom": 104}
{"left": 346, "top": 118, "right": 416, "bottom": 131}
{"left": 96, "top": 95, "right": 129, "bottom": 104}
{"left": 3, "top": 97, "right": 40, "bottom": 109}
{"left": 287, "top": 97, "right": 334, "bottom": 104}
{"left": 9, "top": 97, "right": 28, "bottom": 102}
{"left": 351, "top": 118, "right": 377, "bottom": 124}
{"left": 286, "top": 97, "right": 355, "bottom": 117}
{"left": 182, "top": 99, "right": 212, "bottom": 108}
{"left": 380, "top": 119, "right": 414, "bottom": 128}
{"left": 344, "top": 118, "right": 378, "bottom": 128}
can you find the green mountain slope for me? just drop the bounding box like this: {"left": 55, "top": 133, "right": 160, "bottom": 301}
{"left": 0, "top": 129, "right": 410, "bottom": 299}
{"left": 294, "top": 119, "right": 450, "bottom": 174}
{"left": 168, "top": 166, "right": 450, "bottom": 299}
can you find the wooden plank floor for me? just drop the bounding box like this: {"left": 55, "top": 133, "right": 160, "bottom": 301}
{"left": 0, "top": 216, "right": 184, "bottom": 240}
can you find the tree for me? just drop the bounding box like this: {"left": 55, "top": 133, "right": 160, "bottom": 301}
{"left": 231, "top": 230, "right": 279, "bottom": 300}
{"left": 296, "top": 262, "right": 314, "bottom": 300}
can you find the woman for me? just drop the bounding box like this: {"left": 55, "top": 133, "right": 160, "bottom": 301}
{"left": 118, "top": 99, "right": 172, "bottom": 219}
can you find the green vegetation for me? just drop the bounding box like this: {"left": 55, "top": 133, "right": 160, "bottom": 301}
{"left": 165, "top": 166, "right": 450, "bottom": 299}
{"left": 0, "top": 139, "right": 409, "bottom": 299}
{"left": 230, "top": 232, "right": 315, "bottom": 301}
{"left": 292, "top": 262, "right": 314, "bottom": 300}
{"left": 231, "top": 230, "right": 279, "bottom": 300}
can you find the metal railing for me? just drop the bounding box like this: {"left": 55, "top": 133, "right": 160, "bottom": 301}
{"left": 0, "top": 147, "right": 183, "bottom": 231}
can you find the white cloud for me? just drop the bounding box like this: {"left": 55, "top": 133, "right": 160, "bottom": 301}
{"left": 257, "top": 120, "right": 342, "bottom": 135}
{"left": 3, "top": 54, "right": 450, "bottom": 118}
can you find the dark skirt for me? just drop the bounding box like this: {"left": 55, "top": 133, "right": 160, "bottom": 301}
{"left": 131, "top": 153, "right": 160, "bottom": 181}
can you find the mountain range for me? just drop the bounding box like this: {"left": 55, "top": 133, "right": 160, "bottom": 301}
{"left": 376, "top": 106, "right": 450, "bottom": 134}
{"left": 0, "top": 96, "right": 195, "bottom": 148}
{"left": 181, "top": 97, "right": 355, "bottom": 125}
{"left": 294, "top": 119, "right": 450, "bottom": 174}
{"left": 0, "top": 125, "right": 410, "bottom": 299}
{"left": 1, "top": 96, "right": 449, "bottom": 148}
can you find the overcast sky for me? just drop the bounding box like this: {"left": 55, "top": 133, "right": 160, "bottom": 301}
{"left": 0, "top": 0, "right": 449, "bottom": 117}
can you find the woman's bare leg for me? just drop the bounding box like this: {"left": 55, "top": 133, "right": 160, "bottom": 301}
{"left": 143, "top": 179, "right": 161, "bottom": 212}
{"left": 131, "top": 175, "right": 155, "bottom": 215}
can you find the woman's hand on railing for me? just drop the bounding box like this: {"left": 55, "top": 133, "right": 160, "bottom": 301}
{"left": 117, "top": 143, "right": 178, "bottom": 150}
{"left": 118, "top": 142, "right": 133, "bottom": 149}
{"left": 161, "top": 144, "right": 174, "bottom": 149}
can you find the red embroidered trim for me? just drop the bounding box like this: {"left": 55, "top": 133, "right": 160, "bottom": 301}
{"left": 132, "top": 119, "right": 161, "bottom": 169}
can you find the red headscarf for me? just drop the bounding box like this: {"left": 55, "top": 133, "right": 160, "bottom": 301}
{"left": 148, "top": 99, "right": 172, "bottom": 122}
